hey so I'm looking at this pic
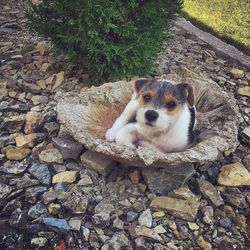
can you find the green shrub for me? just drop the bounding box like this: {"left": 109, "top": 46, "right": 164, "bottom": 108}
{"left": 26, "top": 0, "right": 182, "bottom": 82}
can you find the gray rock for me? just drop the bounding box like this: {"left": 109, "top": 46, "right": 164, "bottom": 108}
{"left": 92, "top": 198, "right": 114, "bottom": 228}
{"left": 92, "top": 212, "right": 110, "bottom": 228}
{"left": 112, "top": 216, "right": 124, "bottom": 230}
{"left": 28, "top": 202, "right": 49, "bottom": 219}
{"left": 101, "top": 233, "right": 131, "bottom": 250}
{"left": 0, "top": 161, "right": 28, "bottom": 174}
{"left": 9, "top": 208, "right": 28, "bottom": 229}
{"left": 80, "top": 150, "right": 116, "bottom": 176}
{"left": 63, "top": 192, "right": 89, "bottom": 214}
{"left": 224, "top": 193, "right": 248, "bottom": 209}
{"left": 1, "top": 114, "right": 26, "bottom": 133}
{"left": 0, "top": 80, "right": 7, "bottom": 101}
{"left": 53, "top": 137, "right": 83, "bottom": 159}
{"left": 28, "top": 163, "right": 51, "bottom": 185}
{"left": 42, "top": 217, "right": 70, "bottom": 234}
{"left": 150, "top": 196, "right": 200, "bottom": 221}
{"left": 196, "top": 179, "right": 224, "bottom": 207}
{"left": 138, "top": 209, "right": 152, "bottom": 228}
{"left": 0, "top": 135, "right": 15, "bottom": 148}
{"left": 38, "top": 148, "right": 63, "bottom": 164}
{"left": 10, "top": 174, "right": 39, "bottom": 189}
{"left": 26, "top": 186, "right": 47, "bottom": 204}
{"left": 142, "top": 165, "right": 195, "bottom": 194}
{"left": 201, "top": 206, "right": 214, "bottom": 225}
{"left": 135, "top": 237, "right": 148, "bottom": 250}
{"left": 240, "top": 126, "right": 250, "bottom": 145}
{"left": 127, "top": 211, "right": 138, "bottom": 222}
{"left": 219, "top": 217, "right": 232, "bottom": 228}
{"left": 81, "top": 226, "right": 90, "bottom": 241}
{"left": 0, "top": 183, "right": 12, "bottom": 199}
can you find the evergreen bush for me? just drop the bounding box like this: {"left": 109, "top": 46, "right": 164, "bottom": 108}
{"left": 26, "top": 0, "right": 182, "bottom": 82}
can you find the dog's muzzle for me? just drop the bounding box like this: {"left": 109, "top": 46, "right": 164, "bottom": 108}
{"left": 145, "top": 110, "right": 159, "bottom": 123}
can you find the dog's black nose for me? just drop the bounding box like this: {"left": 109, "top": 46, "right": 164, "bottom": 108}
{"left": 145, "top": 110, "right": 159, "bottom": 122}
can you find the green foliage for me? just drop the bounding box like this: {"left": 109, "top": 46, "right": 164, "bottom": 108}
{"left": 26, "top": 0, "right": 182, "bottom": 82}
{"left": 183, "top": 0, "right": 250, "bottom": 52}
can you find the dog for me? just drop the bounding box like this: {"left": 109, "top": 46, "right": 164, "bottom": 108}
{"left": 105, "top": 79, "right": 196, "bottom": 153}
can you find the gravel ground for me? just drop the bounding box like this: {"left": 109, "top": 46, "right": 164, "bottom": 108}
{"left": 0, "top": 1, "right": 249, "bottom": 249}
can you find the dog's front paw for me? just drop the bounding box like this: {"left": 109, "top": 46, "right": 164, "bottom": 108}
{"left": 105, "top": 128, "right": 118, "bottom": 142}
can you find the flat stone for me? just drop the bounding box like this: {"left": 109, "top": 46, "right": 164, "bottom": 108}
{"left": 52, "top": 71, "right": 64, "bottom": 90}
{"left": 52, "top": 171, "right": 77, "bottom": 184}
{"left": 219, "top": 217, "right": 232, "bottom": 228}
{"left": 36, "top": 79, "right": 46, "bottom": 89}
{"left": 201, "top": 206, "right": 214, "bottom": 225}
{"left": 237, "top": 87, "right": 250, "bottom": 97}
{"left": 24, "top": 111, "right": 44, "bottom": 134}
{"left": 240, "top": 126, "right": 250, "bottom": 144}
{"left": 42, "top": 217, "right": 70, "bottom": 234}
{"left": 0, "top": 135, "right": 15, "bottom": 148}
{"left": 31, "top": 237, "right": 47, "bottom": 248}
{"left": 29, "top": 163, "right": 51, "bottom": 185}
{"left": 0, "top": 80, "right": 8, "bottom": 101}
{"left": 62, "top": 192, "right": 89, "bottom": 214}
{"left": 129, "top": 226, "right": 163, "bottom": 242}
{"left": 28, "top": 202, "right": 49, "bottom": 219}
{"left": 26, "top": 186, "right": 47, "bottom": 204}
{"left": 134, "top": 237, "right": 148, "bottom": 250}
{"left": 138, "top": 209, "right": 152, "bottom": 228}
{"left": 150, "top": 196, "right": 200, "bottom": 221}
{"left": 80, "top": 150, "right": 116, "bottom": 176}
{"left": 152, "top": 211, "right": 165, "bottom": 218}
{"left": 169, "top": 187, "right": 199, "bottom": 201}
{"left": 218, "top": 162, "right": 250, "bottom": 186}
{"left": 47, "top": 203, "right": 61, "bottom": 215}
{"left": 15, "top": 133, "right": 38, "bottom": 148}
{"left": 230, "top": 68, "right": 244, "bottom": 79}
{"left": 69, "top": 217, "right": 82, "bottom": 231}
{"left": 196, "top": 179, "right": 224, "bottom": 207}
{"left": 153, "top": 225, "right": 166, "bottom": 234}
{"left": 112, "top": 216, "right": 124, "bottom": 230}
{"left": 52, "top": 137, "right": 83, "bottom": 160}
{"left": 5, "top": 145, "right": 31, "bottom": 161}
{"left": 9, "top": 208, "right": 28, "bottom": 229}
{"left": 77, "top": 171, "right": 93, "bottom": 186}
{"left": 101, "top": 233, "right": 131, "bottom": 250}
{"left": 234, "top": 214, "right": 247, "bottom": 229}
{"left": 2, "top": 114, "right": 26, "bottom": 133}
{"left": 197, "top": 235, "right": 212, "bottom": 250}
{"left": 92, "top": 212, "right": 110, "bottom": 229}
{"left": 10, "top": 174, "right": 39, "bottom": 189}
{"left": 0, "top": 183, "right": 12, "bottom": 199}
{"left": 127, "top": 211, "right": 138, "bottom": 222}
{"left": 0, "top": 161, "right": 28, "bottom": 174}
{"left": 187, "top": 222, "right": 199, "bottom": 230}
{"left": 39, "top": 148, "right": 63, "bottom": 164}
{"left": 142, "top": 165, "right": 195, "bottom": 194}
{"left": 224, "top": 193, "right": 248, "bottom": 209}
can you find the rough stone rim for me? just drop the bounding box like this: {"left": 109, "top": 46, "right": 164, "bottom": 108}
{"left": 57, "top": 70, "right": 240, "bottom": 168}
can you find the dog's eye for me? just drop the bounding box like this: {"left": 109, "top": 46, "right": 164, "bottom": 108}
{"left": 166, "top": 101, "right": 176, "bottom": 109}
{"left": 143, "top": 95, "right": 151, "bottom": 103}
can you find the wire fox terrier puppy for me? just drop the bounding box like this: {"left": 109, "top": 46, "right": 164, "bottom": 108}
{"left": 106, "top": 79, "right": 196, "bottom": 153}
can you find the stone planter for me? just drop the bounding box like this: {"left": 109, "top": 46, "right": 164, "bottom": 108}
{"left": 57, "top": 67, "right": 240, "bottom": 168}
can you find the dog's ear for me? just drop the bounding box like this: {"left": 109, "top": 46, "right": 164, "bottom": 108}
{"left": 133, "top": 78, "right": 149, "bottom": 93}
{"left": 177, "top": 83, "right": 195, "bottom": 107}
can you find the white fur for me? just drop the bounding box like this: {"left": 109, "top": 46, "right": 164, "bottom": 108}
{"left": 105, "top": 92, "right": 139, "bottom": 141}
{"left": 105, "top": 92, "right": 195, "bottom": 153}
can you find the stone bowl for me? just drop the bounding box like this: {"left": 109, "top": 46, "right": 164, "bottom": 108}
{"left": 57, "top": 68, "right": 240, "bottom": 167}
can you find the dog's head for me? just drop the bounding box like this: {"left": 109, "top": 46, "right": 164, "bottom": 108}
{"left": 133, "top": 79, "right": 195, "bottom": 133}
